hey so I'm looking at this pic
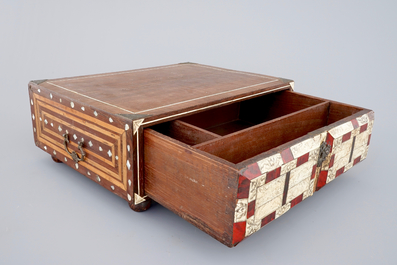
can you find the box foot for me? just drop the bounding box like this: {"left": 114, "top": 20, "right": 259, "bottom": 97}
{"left": 128, "top": 198, "right": 151, "bottom": 212}
{"left": 51, "top": 156, "right": 62, "bottom": 163}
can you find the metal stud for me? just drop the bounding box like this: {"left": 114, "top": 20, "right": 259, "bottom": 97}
{"left": 109, "top": 117, "right": 113, "bottom": 123}
{"left": 70, "top": 102, "right": 74, "bottom": 108}
{"left": 111, "top": 186, "right": 115, "bottom": 190}
{"left": 81, "top": 106, "right": 85, "bottom": 111}
{"left": 50, "top": 93, "right": 53, "bottom": 99}
{"left": 96, "top": 176, "right": 101, "bottom": 182}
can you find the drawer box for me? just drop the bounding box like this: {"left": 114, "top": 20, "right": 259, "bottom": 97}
{"left": 28, "top": 63, "right": 374, "bottom": 247}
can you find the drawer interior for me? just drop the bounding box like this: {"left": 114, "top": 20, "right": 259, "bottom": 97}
{"left": 148, "top": 90, "right": 363, "bottom": 164}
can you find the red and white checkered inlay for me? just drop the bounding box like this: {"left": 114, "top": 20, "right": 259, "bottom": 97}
{"left": 233, "top": 111, "right": 374, "bottom": 245}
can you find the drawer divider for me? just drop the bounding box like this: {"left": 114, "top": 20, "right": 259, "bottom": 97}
{"left": 193, "top": 102, "right": 331, "bottom": 164}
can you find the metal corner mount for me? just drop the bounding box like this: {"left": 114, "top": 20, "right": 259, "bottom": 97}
{"left": 31, "top": 79, "right": 48, "bottom": 85}
{"left": 134, "top": 193, "right": 147, "bottom": 205}
{"left": 279, "top": 77, "right": 295, "bottom": 90}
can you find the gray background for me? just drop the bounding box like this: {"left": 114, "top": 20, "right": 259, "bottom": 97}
{"left": 1, "top": 1, "right": 396, "bottom": 264}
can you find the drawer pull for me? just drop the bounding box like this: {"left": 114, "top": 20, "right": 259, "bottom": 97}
{"left": 317, "top": 141, "right": 331, "bottom": 167}
{"left": 63, "top": 133, "right": 86, "bottom": 163}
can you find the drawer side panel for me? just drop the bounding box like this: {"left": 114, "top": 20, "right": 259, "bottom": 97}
{"left": 144, "top": 129, "right": 238, "bottom": 247}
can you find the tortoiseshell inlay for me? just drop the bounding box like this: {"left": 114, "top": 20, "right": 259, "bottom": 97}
{"left": 233, "top": 111, "right": 374, "bottom": 245}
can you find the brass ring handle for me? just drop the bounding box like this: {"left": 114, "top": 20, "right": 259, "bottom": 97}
{"left": 63, "top": 133, "right": 86, "bottom": 163}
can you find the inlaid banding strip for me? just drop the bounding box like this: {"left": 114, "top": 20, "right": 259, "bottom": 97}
{"left": 282, "top": 172, "right": 291, "bottom": 205}
{"left": 33, "top": 92, "right": 129, "bottom": 191}
{"left": 349, "top": 136, "right": 356, "bottom": 163}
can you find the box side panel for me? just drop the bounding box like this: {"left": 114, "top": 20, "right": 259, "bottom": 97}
{"left": 144, "top": 129, "right": 239, "bottom": 247}
{"left": 28, "top": 83, "right": 134, "bottom": 201}
{"left": 232, "top": 110, "right": 374, "bottom": 246}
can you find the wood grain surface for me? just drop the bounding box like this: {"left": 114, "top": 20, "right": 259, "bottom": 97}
{"left": 144, "top": 128, "right": 238, "bottom": 247}
{"left": 36, "top": 63, "right": 292, "bottom": 119}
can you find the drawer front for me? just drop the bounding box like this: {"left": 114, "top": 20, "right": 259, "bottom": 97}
{"left": 30, "top": 91, "right": 131, "bottom": 194}
{"left": 232, "top": 110, "right": 374, "bottom": 245}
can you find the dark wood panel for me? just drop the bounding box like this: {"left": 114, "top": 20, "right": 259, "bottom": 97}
{"left": 206, "top": 119, "right": 254, "bottom": 136}
{"left": 180, "top": 102, "right": 241, "bottom": 129}
{"left": 194, "top": 102, "right": 331, "bottom": 164}
{"left": 327, "top": 101, "right": 363, "bottom": 124}
{"left": 154, "top": 120, "right": 220, "bottom": 145}
{"left": 239, "top": 90, "right": 326, "bottom": 124}
{"left": 280, "top": 91, "right": 364, "bottom": 125}
{"left": 179, "top": 90, "right": 326, "bottom": 136}
{"left": 144, "top": 128, "right": 238, "bottom": 247}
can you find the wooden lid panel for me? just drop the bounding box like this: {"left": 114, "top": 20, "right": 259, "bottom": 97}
{"left": 38, "top": 63, "right": 291, "bottom": 117}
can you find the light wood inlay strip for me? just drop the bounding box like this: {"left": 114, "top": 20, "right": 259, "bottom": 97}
{"left": 33, "top": 92, "right": 127, "bottom": 188}
{"left": 38, "top": 99, "right": 122, "bottom": 139}
{"left": 38, "top": 132, "right": 122, "bottom": 181}
{"left": 41, "top": 112, "right": 117, "bottom": 168}
{"left": 34, "top": 93, "right": 125, "bottom": 183}
{"left": 38, "top": 135, "right": 125, "bottom": 188}
{"left": 36, "top": 94, "right": 124, "bottom": 134}
{"left": 122, "top": 132, "right": 127, "bottom": 189}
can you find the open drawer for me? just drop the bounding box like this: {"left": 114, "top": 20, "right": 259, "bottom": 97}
{"left": 29, "top": 63, "right": 374, "bottom": 248}
{"left": 144, "top": 90, "right": 374, "bottom": 247}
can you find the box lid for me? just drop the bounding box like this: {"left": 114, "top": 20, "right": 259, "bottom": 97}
{"left": 33, "top": 63, "right": 293, "bottom": 126}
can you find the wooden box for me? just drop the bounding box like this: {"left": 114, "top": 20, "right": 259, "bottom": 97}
{"left": 28, "top": 63, "right": 374, "bottom": 247}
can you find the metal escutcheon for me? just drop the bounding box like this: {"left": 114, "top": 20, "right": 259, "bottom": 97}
{"left": 63, "top": 133, "right": 85, "bottom": 163}
{"left": 317, "top": 141, "right": 331, "bottom": 167}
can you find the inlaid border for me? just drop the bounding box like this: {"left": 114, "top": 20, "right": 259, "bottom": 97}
{"left": 29, "top": 86, "right": 134, "bottom": 200}
{"left": 232, "top": 110, "right": 374, "bottom": 245}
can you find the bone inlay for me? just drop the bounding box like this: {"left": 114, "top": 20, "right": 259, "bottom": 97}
{"left": 233, "top": 114, "right": 373, "bottom": 245}
{"left": 33, "top": 92, "right": 129, "bottom": 191}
